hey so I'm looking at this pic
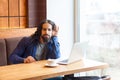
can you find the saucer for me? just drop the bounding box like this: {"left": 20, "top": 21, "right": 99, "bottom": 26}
{"left": 45, "top": 63, "right": 59, "bottom": 67}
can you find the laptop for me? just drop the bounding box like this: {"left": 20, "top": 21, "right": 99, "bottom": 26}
{"left": 57, "top": 42, "right": 87, "bottom": 64}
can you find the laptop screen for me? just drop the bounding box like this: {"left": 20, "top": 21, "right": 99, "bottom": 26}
{"left": 58, "top": 42, "right": 87, "bottom": 64}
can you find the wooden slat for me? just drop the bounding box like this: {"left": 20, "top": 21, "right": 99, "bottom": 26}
{"left": 20, "top": 0, "right": 27, "bottom": 16}
{"left": 0, "top": 28, "right": 36, "bottom": 39}
{"left": 20, "top": 17, "right": 27, "bottom": 28}
{"left": 9, "top": 0, "right": 19, "bottom": 16}
{"left": 0, "top": 0, "right": 8, "bottom": 16}
{"left": 9, "top": 17, "right": 19, "bottom": 28}
{"left": 0, "top": 18, "right": 8, "bottom": 28}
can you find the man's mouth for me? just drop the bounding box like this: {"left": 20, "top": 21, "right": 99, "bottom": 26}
{"left": 43, "top": 34, "right": 50, "bottom": 38}
{"left": 44, "top": 35, "right": 49, "bottom": 37}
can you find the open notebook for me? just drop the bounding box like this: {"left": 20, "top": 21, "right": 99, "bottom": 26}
{"left": 57, "top": 42, "right": 87, "bottom": 64}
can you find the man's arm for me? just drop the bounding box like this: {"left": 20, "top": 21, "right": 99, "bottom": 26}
{"left": 9, "top": 37, "right": 36, "bottom": 64}
{"left": 50, "top": 36, "right": 61, "bottom": 59}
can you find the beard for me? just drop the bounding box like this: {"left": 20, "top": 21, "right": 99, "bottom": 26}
{"left": 41, "top": 34, "right": 51, "bottom": 43}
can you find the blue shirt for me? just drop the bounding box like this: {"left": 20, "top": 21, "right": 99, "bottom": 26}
{"left": 9, "top": 36, "right": 61, "bottom": 64}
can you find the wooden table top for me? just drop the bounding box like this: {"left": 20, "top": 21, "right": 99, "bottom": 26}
{"left": 0, "top": 59, "right": 109, "bottom": 80}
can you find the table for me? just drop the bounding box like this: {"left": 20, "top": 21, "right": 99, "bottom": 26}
{"left": 0, "top": 59, "right": 109, "bottom": 80}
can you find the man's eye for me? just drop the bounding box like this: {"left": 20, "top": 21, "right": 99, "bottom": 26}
{"left": 48, "top": 29, "right": 51, "bottom": 31}
{"left": 43, "top": 29, "right": 46, "bottom": 31}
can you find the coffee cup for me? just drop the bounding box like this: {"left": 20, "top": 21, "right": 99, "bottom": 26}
{"left": 47, "top": 59, "right": 58, "bottom": 66}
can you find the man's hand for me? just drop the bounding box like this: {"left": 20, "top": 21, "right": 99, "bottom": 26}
{"left": 52, "top": 25, "right": 59, "bottom": 36}
{"left": 24, "top": 56, "right": 36, "bottom": 63}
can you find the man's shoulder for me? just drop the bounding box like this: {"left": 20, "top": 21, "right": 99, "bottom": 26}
{"left": 51, "top": 36, "right": 58, "bottom": 41}
{"left": 20, "top": 36, "right": 32, "bottom": 42}
{"left": 22, "top": 36, "right": 31, "bottom": 40}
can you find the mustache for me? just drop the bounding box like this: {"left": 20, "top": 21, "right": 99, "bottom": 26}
{"left": 43, "top": 34, "right": 50, "bottom": 36}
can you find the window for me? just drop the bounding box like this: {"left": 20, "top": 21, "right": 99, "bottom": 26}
{"left": 79, "top": 0, "right": 120, "bottom": 79}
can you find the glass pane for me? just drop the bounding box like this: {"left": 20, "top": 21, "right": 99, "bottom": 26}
{"left": 80, "top": 0, "right": 120, "bottom": 79}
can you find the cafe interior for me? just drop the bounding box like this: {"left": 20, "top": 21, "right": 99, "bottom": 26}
{"left": 0, "top": 0, "right": 120, "bottom": 80}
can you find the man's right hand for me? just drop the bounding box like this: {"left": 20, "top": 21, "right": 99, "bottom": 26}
{"left": 52, "top": 25, "right": 59, "bottom": 36}
{"left": 24, "top": 56, "right": 36, "bottom": 63}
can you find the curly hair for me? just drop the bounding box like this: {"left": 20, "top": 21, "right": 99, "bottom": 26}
{"left": 31, "top": 19, "right": 56, "bottom": 41}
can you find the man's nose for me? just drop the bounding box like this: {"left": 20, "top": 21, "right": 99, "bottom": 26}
{"left": 45, "top": 30, "right": 49, "bottom": 34}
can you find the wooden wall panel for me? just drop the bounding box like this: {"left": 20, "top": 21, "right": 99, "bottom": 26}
{"left": 0, "top": 28, "right": 36, "bottom": 39}
{"left": 0, "top": 0, "right": 8, "bottom": 16}
{"left": 0, "top": 18, "right": 8, "bottom": 29}
{"left": 0, "top": 0, "right": 46, "bottom": 29}
{"left": 9, "top": 17, "right": 19, "bottom": 28}
{"left": 9, "top": 0, "right": 19, "bottom": 16}
{"left": 28, "top": 0, "right": 46, "bottom": 27}
{"left": 20, "top": 0, "right": 27, "bottom": 16}
{"left": 20, "top": 17, "right": 27, "bottom": 28}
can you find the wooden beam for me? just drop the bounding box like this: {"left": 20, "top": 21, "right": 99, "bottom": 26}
{"left": 0, "top": 28, "right": 36, "bottom": 39}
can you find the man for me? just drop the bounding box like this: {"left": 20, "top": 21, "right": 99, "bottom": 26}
{"left": 9, "top": 19, "right": 61, "bottom": 64}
